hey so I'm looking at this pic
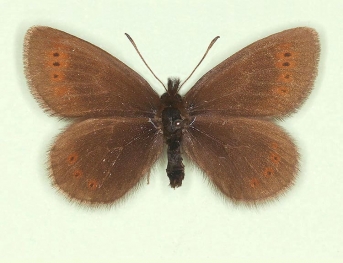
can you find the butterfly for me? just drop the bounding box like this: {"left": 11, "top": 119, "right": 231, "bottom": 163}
{"left": 23, "top": 26, "right": 319, "bottom": 205}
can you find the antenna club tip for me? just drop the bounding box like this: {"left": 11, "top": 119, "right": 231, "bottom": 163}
{"left": 125, "top": 33, "right": 132, "bottom": 40}
{"left": 212, "top": 36, "right": 220, "bottom": 42}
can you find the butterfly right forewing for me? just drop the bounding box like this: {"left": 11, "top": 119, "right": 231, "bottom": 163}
{"left": 184, "top": 27, "right": 319, "bottom": 118}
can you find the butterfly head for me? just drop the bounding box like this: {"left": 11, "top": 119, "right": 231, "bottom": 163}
{"left": 160, "top": 78, "right": 182, "bottom": 107}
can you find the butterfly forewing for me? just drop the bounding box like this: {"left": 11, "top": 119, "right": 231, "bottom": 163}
{"left": 24, "top": 26, "right": 160, "bottom": 118}
{"left": 184, "top": 27, "right": 319, "bottom": 118}
{"left": 50, "top": 117, "right": 163, "bottom": 204}
{"left": 183, "top": 116, "right": 299, "bottom": 203}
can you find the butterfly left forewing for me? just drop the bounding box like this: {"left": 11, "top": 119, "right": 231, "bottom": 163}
{"left": 24, "top": 26, "right": 160, "bottom": 118}
{"left": 50, "top": 118, "right": 163, "bottom": 205}
{"left": 183, "top": 115, "right": 299, "bottom": 203}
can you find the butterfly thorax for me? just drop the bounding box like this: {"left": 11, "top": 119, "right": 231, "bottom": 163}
{"left": 160, "top": 78, "right": 187, "bottom": 188}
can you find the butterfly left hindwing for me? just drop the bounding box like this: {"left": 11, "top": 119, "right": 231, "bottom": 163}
{"left": 50, "top": 118, "right": 163, "bottom": 204}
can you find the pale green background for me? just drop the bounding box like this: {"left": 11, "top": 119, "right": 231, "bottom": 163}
{"left": 1, "top": 0, "right": 342, "bottom": 262}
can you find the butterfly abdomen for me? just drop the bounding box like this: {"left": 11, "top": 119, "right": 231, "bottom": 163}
{"left": 161, "top": 106, "right": 184, "bottom": 188}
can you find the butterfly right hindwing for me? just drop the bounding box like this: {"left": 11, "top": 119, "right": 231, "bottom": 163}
{"left": 183, "top": 116, "right": 299, "bottom": 203}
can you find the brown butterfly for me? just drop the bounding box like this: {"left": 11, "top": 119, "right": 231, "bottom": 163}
{"left": 24, "top": 26, "right": 319, "bottom": 205}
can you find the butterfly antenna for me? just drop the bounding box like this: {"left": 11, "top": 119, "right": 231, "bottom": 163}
{"left": 179, "top": 36, "right": 220, "bottom": 91}
{"left": 125, "top": 33, "right": 167, "bottom": 91}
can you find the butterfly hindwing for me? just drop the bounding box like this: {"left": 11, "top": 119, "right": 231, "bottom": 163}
{"left": 24, "top": 26, "right": 160, "bottom": 118}
{"left": 50, "top": 118, "right": 163, "bottom": 204}
{"left": 183, "top": 116, "right": 299, "bottom": 203}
